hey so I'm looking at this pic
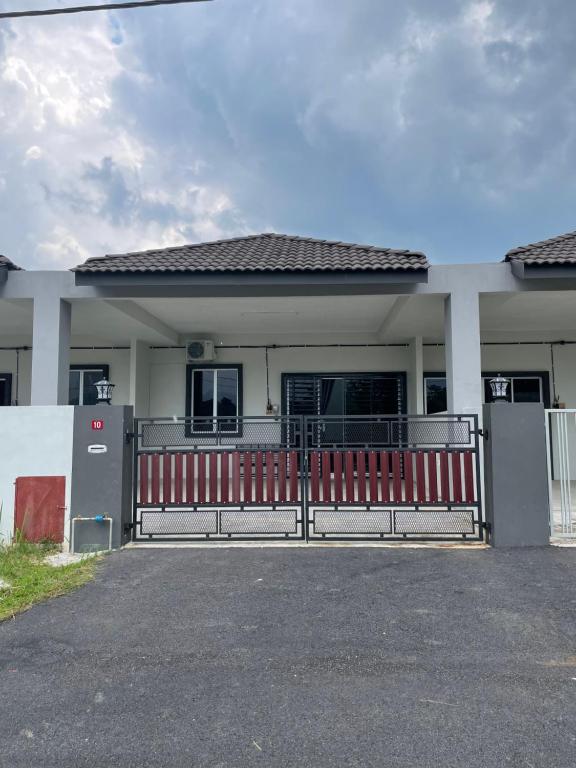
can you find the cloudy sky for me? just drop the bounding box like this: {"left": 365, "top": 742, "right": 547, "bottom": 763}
{"left": 0, "top": 0, "right": 575, "bottom": 269}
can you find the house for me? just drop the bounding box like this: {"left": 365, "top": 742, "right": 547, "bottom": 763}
{"left": 1, "top": 230, "right": 576, "bottom": 545}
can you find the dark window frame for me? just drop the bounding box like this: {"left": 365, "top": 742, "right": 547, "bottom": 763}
{"left": 0, "top": 372, "right": 13, "bottom": 406}
{"left": 281, "top": 371, "right": 408, "bottom": 416}
{"left": 69, "top": 364, "right": 110, "bottom": 406}
{"left": 185, "top": 363, "right": 243, "bottom": 437}
{"left": 423, "top": 370, "right": 551, "bottom": 413}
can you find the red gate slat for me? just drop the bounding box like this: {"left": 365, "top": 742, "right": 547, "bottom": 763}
{"left": 288, "top": 451, "right": 299, "bottom": 502}
{"left": 333, "top": 452, "right": 343, "bottom": 502}
{"left": 439, "top": 451, "right": 450, "bottom": 502}
{"left": 380, "top": 451, "right": 390, "bottom": 502}
{"left": 428, "top": 452, "right": 438, "bottom": 502}
{"left": 403, "top": 451, "right": 414, "bottom": 503}
{"left": 221, "top": 452, "right": 229, "bottom": 503}
{"left": 151, "top": 454, "right": 160, "bottom": 504}
{"left": 310, "top": 452, "right": 320, "bottom": 503}
{"left": 174, "top": 453, "right": 183, "bottom": 504}
{"left": 278, "top": 451, "right": 287, "bottom": 502}
{"left": 322, "top": 452, "right": 332, "bottom": 502}
{"left": 345, "top": 451, "right": 355, "bottom": 502}
{"left": 266, "top": 451, "right": 275, "bottom": 502}
{"left": 464, "top": 451, "right": 475, "bottom": 502}
{"left": 243, "top": 452, "right": 253, "bottom": 503}
{"left": 368, "top": 451, "right": 378, "bottom": 503}
{"left": 186, "top": 453, "right": 195, "bottom": 503}
{"left": 163, "top": 453, "right": 172, "bottom": 504}
{"left": 139, "top": 454, "right": 149, "bottom": 504}
{"left": 197, "top": 453, "right": 206, "bottom": 504}
{"left": 232, "top": 452, "right": 241, "bottom": 503}
{"left": 209, "top": 453, "right": 218, "bottom": 503}
{"left": 452, "top": 452, "right": 463, "bottom": 502}
{"left": 415, "top": 451, "right": 426, "bottom": 503}
{"left": 356, "top": 451, "right": 366, "bottom": 503}
{"left": 392, "top": 451, "right": 402, "bottom": 502}
{"left": 255, "top": 451, "right": 264, "bottom": 503}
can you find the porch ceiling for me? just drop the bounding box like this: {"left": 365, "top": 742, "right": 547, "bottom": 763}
{"left": 480, "top": 291, "right": 576, "bottom": 337}
{"left": 128, "top": 295, "right": 438, "bottom": 338}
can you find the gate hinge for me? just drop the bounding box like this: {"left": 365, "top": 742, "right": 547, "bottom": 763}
{"left": 472, "top": 428, "right": 488, "bottom": 440}
{"left": 125, "top": 431, "right": 135, "bottom": 444}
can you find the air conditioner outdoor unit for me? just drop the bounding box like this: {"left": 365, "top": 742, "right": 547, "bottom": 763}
{"left": 186, "top": 340, "right": 215, "bottom": 363}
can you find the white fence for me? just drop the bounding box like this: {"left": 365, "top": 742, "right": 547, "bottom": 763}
{"left": 546, "top": 409, "right": 576, "bottom": 539}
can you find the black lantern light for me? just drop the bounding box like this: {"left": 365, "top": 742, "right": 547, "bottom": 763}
{"left": 489, "top": 373, "right": 510, "bottom": 402}
{"left": 94, "top": 377, "right": 115, "bottom": 405}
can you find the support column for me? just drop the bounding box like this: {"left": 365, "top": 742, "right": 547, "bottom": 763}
{"left": 408, "top": 336, "right": 424, "bottom": 414}
{"left": 31, "top": 294, "right": 71, "bottom": 405}
{"left": 444, "top": 290, "right": 482, "bottom": 416}
{"left": 129, "top": 339, "right": 150, "bottom": 418}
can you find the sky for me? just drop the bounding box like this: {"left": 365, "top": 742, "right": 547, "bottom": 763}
{"left": 0, "top": 0, "right": 575, "bottom": 269}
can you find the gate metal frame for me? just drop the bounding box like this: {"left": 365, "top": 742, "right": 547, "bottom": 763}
{"left": 131, "top": 413, "right": 484, "bottom": 543}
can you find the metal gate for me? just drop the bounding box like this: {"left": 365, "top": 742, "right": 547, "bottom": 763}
{"left": 132, "top": 414, "right": 484, "bottom": 543}
{"left": 133, "top": 416, "right": 306, "bottom": 541}
{"left": 546, "top": 409, "right": 576, "bottom": 539}
{"left": 304, "top": 414, "right": 483, "bottom": 541}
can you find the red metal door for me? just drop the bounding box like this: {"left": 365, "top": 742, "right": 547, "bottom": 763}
{"left": 14, "top": 476, "right": 66, "bottom": 543}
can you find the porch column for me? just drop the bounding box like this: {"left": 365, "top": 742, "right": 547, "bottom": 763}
{"left": 129, "top": 339, "right": 150, "bottom": 417}
{"left": 444, "top": 290, "right": 482, "bottom": 416}
{"left": 31, "top": 294, "right": 71, "bottom": 405}
{"left": 408, "top": 336, "right": 424, "bottom": 414}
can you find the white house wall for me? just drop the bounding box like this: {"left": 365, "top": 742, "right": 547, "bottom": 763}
{"left": 0, "top": 406, "right": 74, "bottom": 544}
{"left": 2, "top": 339, "right": 576, "bottom": 414}
{"left": 149, "top": 343, "right": 411, "bottom": 417}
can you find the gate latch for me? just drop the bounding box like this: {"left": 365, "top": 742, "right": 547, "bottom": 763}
{"left": 472, "top": 428, "right": 488, "bottom": 440}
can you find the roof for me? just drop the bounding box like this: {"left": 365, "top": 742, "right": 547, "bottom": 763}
{"left": 505, "top": 231, "right": 576, "bottom": 266}
{"left": 0, "top": 255, "right": 22, "bottom": 270}
{"left": 73, "top": 233, "right": 428, "bottom": 274}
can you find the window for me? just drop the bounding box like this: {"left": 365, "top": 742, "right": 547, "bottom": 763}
{"left": 69, "top": 365, "right": 109, "bottom": 406}
{"left": 482, "top": 375, "right": 543, "bottom": 405}
{"left": 424, "top": 377, "right": 448, "bottom": 415}
{"left": 0, "top": 373, "right": 12, "bottom": 406}
{"left": 283, "top": 373, "right": 406, "bottom": 417}
{"left": 186, "top": 365, "right": 242, "bottom": 434}
{"left": 424, "top": 371, "right": 550, "bottom": 413}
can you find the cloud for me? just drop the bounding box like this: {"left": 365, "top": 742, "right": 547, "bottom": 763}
{"left": 1, "top": 0, "right": 576, "bottom": 268}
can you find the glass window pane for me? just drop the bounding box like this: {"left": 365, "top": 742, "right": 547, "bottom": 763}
{"left": 217, "top": 369, "right": 237, "bottom": 416}
{"left": 426, "top": 378, "right": 447, "bottom": 414}
{"left": 513, "top": 378, "right": 541, "bottom": 403}
{"left": 69, "top": 371, "right": 81, "bottom": 405}
{"left": 82, "top": 370, "right": 104, "bottom": 406}
{"left": 217, "top": 369, "right": 238, "bottom": 431}
{"left": 192, "top": 370, "right": 214, "bottom": 430}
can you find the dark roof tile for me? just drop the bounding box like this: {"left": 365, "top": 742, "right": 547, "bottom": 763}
{"left": 73, "top": 233, "right": 428, "bottom": 274}
{"left": 505, "top": 231, "right": 576, "bottom": 265}
{"left": 0, "top": 255, "right": 22, "bottom": 270}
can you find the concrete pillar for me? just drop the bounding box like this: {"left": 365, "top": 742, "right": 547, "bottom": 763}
{"left": 444, "top": 290, "right": 482, "bottom": 416}
{"left": 483, "top": 403, "right": 550, "bottom": 546}
{"left": 408, "top": 336, "right": 424, "bottom": 414}
{"left": 129, "top": 339, "right": 150, "bottom": 418}
{"left": 31, "top": 294, "right": 71, "bottom": 405}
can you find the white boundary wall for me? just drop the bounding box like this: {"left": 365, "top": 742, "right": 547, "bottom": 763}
{"left": 0, "top": 407, "right": 74, "bottom": 545}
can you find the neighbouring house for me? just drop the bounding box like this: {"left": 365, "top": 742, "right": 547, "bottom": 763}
{"left": 1, "top": 230, "right": 576, "bottom": 545}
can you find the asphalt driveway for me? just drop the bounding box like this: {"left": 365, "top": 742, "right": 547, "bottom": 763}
{"left": 1, "top": 546, "right": 576, "bottom": 768}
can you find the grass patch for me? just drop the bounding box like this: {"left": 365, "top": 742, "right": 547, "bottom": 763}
{"left": 0, "top": 541, "right": 98, "bottom": 622}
